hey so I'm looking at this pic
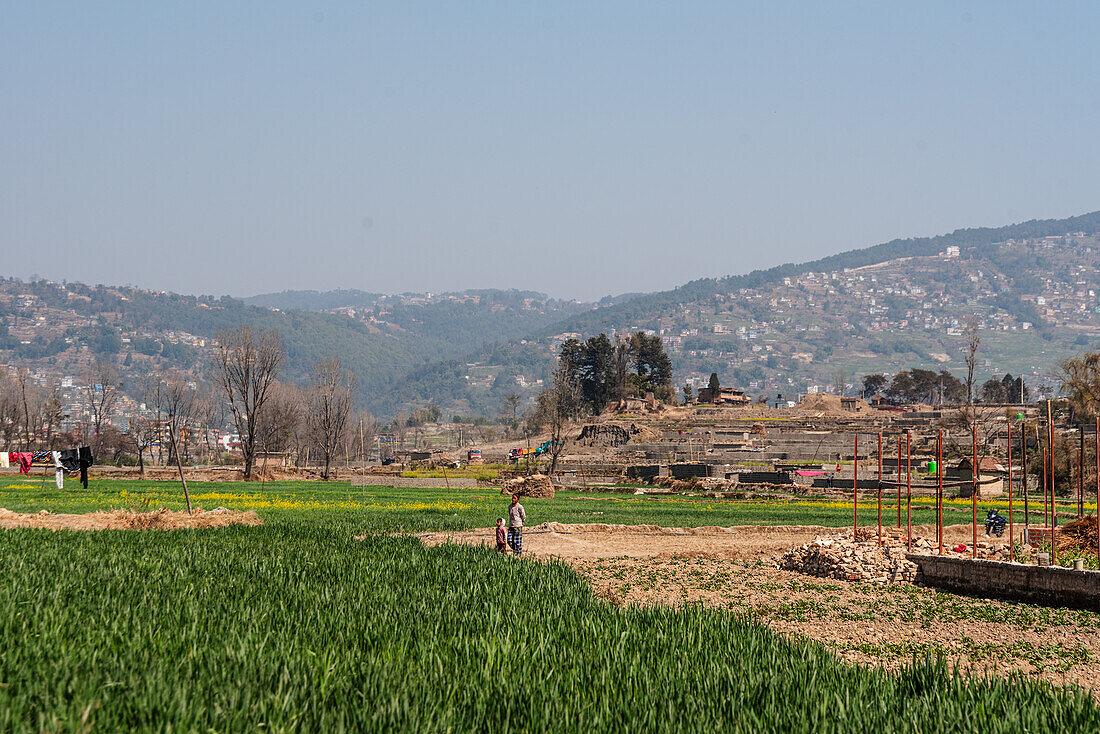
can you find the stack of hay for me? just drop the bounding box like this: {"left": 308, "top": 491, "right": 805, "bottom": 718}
{"left": 1056, "top": 515, "right": 1099, "bottom": 553}
{"left": 501, "top": 473, "right": 556, "bottom": 498}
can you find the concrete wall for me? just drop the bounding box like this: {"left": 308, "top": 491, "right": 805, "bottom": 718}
{"left": 352, "top": 476, "right": 479, "bottom": 488}
{"left": 908, "top": 554, "right": 1100, "bottom": 610}
{"left": 670, "top": 463, "right": 708, "bottom": 479}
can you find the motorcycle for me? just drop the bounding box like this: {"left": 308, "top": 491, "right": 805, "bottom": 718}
{"left": 985, "top": 510, "right": 1006, "bottom": 537}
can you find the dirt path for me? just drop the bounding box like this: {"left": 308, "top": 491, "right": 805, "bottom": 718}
{"left": 0, "top": 507, "right": 263, "bottom": 531}
{"left": 419, "top": 522, "right": 1100, "bottom": 695}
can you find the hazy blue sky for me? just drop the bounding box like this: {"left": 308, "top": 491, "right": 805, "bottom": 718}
{"left": 2, "top": 2, "right": 1099, "bottom": 301}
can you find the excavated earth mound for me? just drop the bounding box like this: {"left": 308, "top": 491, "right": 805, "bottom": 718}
{"left": 0, "top": 507, "right": 263, "bottom": 531}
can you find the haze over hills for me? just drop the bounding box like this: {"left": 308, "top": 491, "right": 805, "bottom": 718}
{"left": 2, "top": 212, "right": 1099, "bottom": 420}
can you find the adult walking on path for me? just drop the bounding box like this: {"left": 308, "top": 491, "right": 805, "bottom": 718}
{"left": 507, "top": 494, "right": 526, "bottom": 556}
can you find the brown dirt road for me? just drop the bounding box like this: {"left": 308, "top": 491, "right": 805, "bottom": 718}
{"left": 0, "top": 507, "right": 263, "bottom": 531}
{"left": 419, "top": 522, "right": 1100, "bottom": 695}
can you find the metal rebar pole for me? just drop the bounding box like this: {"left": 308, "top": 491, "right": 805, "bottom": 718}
{"left": 853, "top": 434, "right": 858, "bottom": 539}
{"left": 1080, "top": 426, "right": 1085, "bottom": 518}
{"left": 1008, "top": 421, "right": 1014, "bottom": 562}
{"left": 906, "top": 431, "right": 912, "bottom": 552}
{"left": 937, "top": 428, "right": 943, "bottom": 555}
{"left": 1042, "top": 447, "right": 1048, "bottom": 542}
{"left": 897, "top": 436, "right": 902, "bottom": 529}
{"left": 1023, "top": 425, "right": 1030, "bottom": 534}
{"left": 972, "top": 423, "right": 978, "bottom": 559}
{"left": 877, "top": 431, "right": 882, "bottom": 547}
{"left": 1049, "top": 400, "right": 1057, "bottom": 564}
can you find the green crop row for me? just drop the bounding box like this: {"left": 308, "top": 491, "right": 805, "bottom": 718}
{"left": 1, "top": 517, "right": 1098, "bottom": 732}
{"left": 0, "top": 478, "right": 1098, "bottom": 731}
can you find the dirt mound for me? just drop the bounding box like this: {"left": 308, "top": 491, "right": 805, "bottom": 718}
{"left": 501, "top": 473, "right": 556, "bottom": 498}
{"left": 0, "top": 507, "right": 263, "bottom": 531}
{"left": 796, "top": 394, "right": 871, "bottom": 414}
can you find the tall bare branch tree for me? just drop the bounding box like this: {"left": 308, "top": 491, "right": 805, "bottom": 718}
{"left": 0, "top": 371, "right": 21, "bottom": 448}
{"left": 257, "top": 381, "right": 303, "bottom": 460}
{"left": 963, "top": 316, "right": 981, "bottom": 410}
{"left": 158, "top": 372, "right": 197, "bottom": 466}
{"left": 17, "top": 365, "right": 34, "bottom": 449}
{"left": 530, "top": 361, "right": 582, "bottom": 477}
{"left": 84, "top": 361, "right": 121, "bottom": 456}
{"left": 160, "top": 372, "right": 197, "bottom": 512}
{"left": 305, "top": 357, "right": 355, "bottom": 480}
{"left": 213, "top": 326, "right": 284, "bottom": 479}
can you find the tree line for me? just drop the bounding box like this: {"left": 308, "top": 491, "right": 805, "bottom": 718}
{"left": 861, "top": 369, "right": 1031, "bottom": 405}
{"left": 0, "top": 326, "right": 374, "bottom": 481}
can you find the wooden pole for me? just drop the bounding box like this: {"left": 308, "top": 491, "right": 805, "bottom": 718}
{"left": 972, "top": 423, "right": 978, "bottom": 559}
{"left": 1008, "top": 421, "right": 1014, "bottom": 562}
{"left": 169, "top": 425, "right": 192, "bottom": 515}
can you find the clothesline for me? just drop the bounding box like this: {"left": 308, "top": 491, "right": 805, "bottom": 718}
{"left": 0, "top": 447, "right": 93, "bottom": 489}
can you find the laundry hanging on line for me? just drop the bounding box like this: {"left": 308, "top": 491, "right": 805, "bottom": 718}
{"left": 4, "top": 447, "right": 94, "bottom": 485}
{"left": 8, "top": 452, "right": 33, "bottom": 475}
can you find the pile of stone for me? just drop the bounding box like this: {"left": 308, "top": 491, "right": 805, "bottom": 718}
{"left": 777, "top": 528, "right": 1012, "bottom": 585}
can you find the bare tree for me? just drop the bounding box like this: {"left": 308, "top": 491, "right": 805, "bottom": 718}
{"left": 128, "top": 414, "right": 159, "bottom": 480}
{"left": 159, "top": 372, "right": 197, "bottom": 466}
{"left": 41, "top": 379, "right": 65, "bottom": 449}
{"left": 0, "top": 371, "right": 21, "bottom": 447}
{"left": 963, "top": 316, "right": 981, "bottom": 409}
{"left": 160, "top": 372, "right": 196, "bottom": 512}
{"left": 530, "top": 361, "right": 582, "bottom": 477}
{"left": 257, "top": 380, "right": 303, "bottom": 456}
{"left": 84, "top": 361, "right": 121, "bottom": 456}
{"left": 16, "top": 366, "right": 34, "bottom": 449}
{"left": 192, "top": 385, "right": 227, "bottom": 463}
{"left": 305, "top": 357, "right": 355, "bottom": 480}
{"left": 503, "top": 392, "right": 522, "bottom": 427}
{"left": 832, "top": 369, "right": 847, "bottom": 397}
{"left": 213, "top": 326, "right": 284, "bottom": 479}
{"left": 352, "top": 411, "right": 379, "bottom": 463}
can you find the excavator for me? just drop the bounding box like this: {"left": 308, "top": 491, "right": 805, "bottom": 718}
{"left": 508, "top": 440, "right": 559, "bottom": 463}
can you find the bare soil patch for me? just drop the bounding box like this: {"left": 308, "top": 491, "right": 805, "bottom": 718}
{"left": 419, "top": 522, "right": 1100, "bottom": 695}
{"left": 0, "top": 507, "right": 263, "bottom": 531}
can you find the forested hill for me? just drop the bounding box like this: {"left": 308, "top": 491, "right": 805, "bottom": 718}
{"left": 537, "top": 211, "right": 1100, "bottom": 338}
{"left": 0, "top": 281, "right": 585, "bottom": 416}
{"left": 4, "top": 211, "right": 1100, "bottom": 421}
{"left": 385, "top": 210, "right": 1100, "bottom": 419}
{"left": 244, "top": 289, "right": 385, "bottom": 311}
